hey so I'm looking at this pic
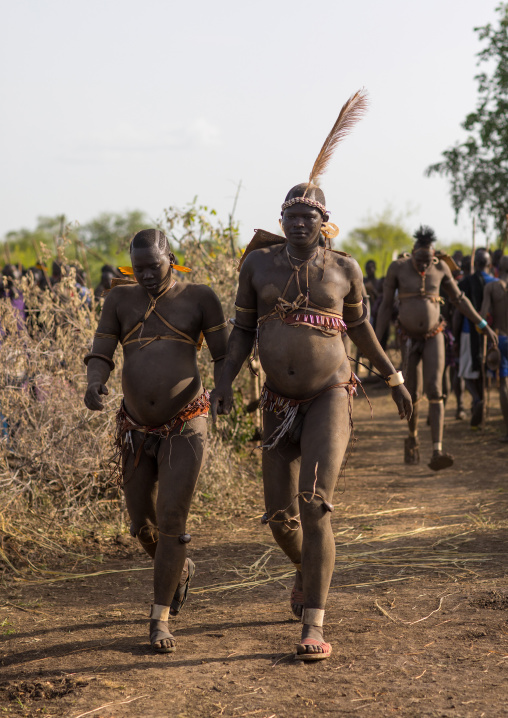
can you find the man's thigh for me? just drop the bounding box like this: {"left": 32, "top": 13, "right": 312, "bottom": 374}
{"left": 122, "top": 430, "right": 158, "bottom": 525}
{"left": 156, "top": 417, "right": 208, "bottom": 525}
{"left": 262, "top": 408, "right": 301, "bottom": 515}
{"left": 422, "top": 332, "right": 446, "bottom": 397}
{"left": 404, "top": 342, "right": 423, "bottom": 398}
{"left": 299, "top": 387, "right": 352, "bottom": 499}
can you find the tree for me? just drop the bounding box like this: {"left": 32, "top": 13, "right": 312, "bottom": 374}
{"left": 340, "top": 209, "right": 414, "bottom": 276}
{"left": 80, "top": 210, "right": 148, "bottom": 256}
{"left": 1, "top": 216, "right": 78, "bottom": 268}
{"left": 1, "top": 211, "right": 147, "bottom": 282}
{"left": 426, "top": 3, "right": 508, "bottom": 239}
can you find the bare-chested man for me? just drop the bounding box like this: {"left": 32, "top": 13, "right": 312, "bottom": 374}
{"left": 211, "top": 184, "right": 412, "bottom": 661}
{"left": 480, "top": 255, "right": 508, "bottom": 441}
{"left": 84, "top": 229, "right": 228, "bottom": 653}
{"left": 376, "top": 226, "right": 497, "bottom": 470}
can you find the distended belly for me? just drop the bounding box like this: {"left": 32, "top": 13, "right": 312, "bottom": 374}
{"left": 257, "top": 321, "right": 349, "bottom": 398}
{"left": 121, "top": 344, "right": 202, "bottom": 426}
{"left": 398, "top": 300, "right": 442, "bottom": 335}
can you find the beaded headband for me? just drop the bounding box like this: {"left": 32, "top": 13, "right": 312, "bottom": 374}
{"left": 281, "top": 197, "right": 327, "bottom": 214}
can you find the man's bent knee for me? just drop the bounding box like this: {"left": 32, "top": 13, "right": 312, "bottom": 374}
{"left": 157, "top": 507, "right": 188, "bottom": 537}
{"left": 299, "top": 494, "right": 334, "bottom": 525}
{"left": 261, "top": 510, "right": 301, "bottom": 537}
{"left": 132, "top": 522, "right": 159, "bottom": 546}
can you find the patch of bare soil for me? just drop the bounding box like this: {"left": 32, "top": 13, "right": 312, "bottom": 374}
{"left": 1, "top": 384, "right": 507, "bottom": 717}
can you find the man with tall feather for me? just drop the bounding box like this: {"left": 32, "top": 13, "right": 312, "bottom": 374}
{"left": 211, "top": 91, "right": 413, "bottom": 661}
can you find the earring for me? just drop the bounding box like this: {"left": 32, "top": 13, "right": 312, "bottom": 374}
{"left": 321, "top": 222, "right": 339, "bottom": 240}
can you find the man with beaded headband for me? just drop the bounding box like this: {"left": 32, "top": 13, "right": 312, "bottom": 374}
{"left": 211, "top": 90, "right": 413, "bottom": 661}
{"left": 375, "top": 226, "right": 497, "bottom": 469}
{"left": 84, "top": 229, "right": 228, "bottom": 653}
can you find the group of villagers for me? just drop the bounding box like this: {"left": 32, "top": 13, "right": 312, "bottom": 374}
{"left": 83, "top": 90, "right": 499, "bottom": 661}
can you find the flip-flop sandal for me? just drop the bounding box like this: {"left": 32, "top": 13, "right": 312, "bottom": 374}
{"left": 170, "top": 558, "right": 195, "bottom": 616}
{"left": 150, "top": 619, "right": 176, "bottom": 654}
{"left": 295, "top": 638, "right": 332, "bottom": 661}
{"left": 428, "top": 452, "right": 454, "bottom": 471}
{"left": 290, "top": 587, "right": 304, "bottom": 619}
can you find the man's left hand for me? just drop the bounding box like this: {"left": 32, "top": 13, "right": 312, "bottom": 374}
{"left": 485, "top": 325, "right": 498, "bottom": 347}
{"left": 391, "top": 384, "right": 413, "bottom": 420}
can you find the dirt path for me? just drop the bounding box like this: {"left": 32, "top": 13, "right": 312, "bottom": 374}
{"left": 1, "top": 386, "right": 508, "bottom": 717}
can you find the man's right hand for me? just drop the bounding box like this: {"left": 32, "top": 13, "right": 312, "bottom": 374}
{"left": 210, "top": 385, "right": 234, "bottom": 423}
{"left": 84, "top": 382, "right": 109, "bottom": 411}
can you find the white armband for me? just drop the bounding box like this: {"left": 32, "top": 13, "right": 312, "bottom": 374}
{"left": 385, "top": 371, "right": 404, "bottom": 387}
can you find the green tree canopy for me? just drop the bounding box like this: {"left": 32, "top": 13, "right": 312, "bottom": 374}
{"left": 1, "top": 211, "right": 148, "bottom": 283}
{"left": 80, "top": 210, "right": 148, "bottom": 256}
{"left": 0, "top": 203, "right": 239, "bottom": 285}
{"left": 426, "top": 3, "right": 508, "bottom": 238}
{"left": 340, "top": 209, "right": 414, "bottom": 276}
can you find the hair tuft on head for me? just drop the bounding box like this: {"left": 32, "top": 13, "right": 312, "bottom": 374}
{"left": 413, "top": 225, "right": 437, "bottom": 247}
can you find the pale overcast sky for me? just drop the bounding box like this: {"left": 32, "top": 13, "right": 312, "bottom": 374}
{"left": 0, "top": 0, "right": 501, "bottom": 248}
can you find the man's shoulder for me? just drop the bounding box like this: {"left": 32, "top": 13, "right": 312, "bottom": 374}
{"left": 253, "top": 244, "right": 283, "bottom": 260}
{"left": 326, "top": 250, "right": 362, "bottom": 278}
{"left": 177, "top": 282, "right": 219, "bottom": 301}
{"left": 387, "top": 256, "right": 409, "bottom": 274}
{"left": 106, "top": 282, "right": 139, "bottom": 303}
{"left": 486, "top": 277, "right": 504, "bottom": 294}
{"left": 433, "top": 258, "right": 453, "bottom": 278}
{"left": 240, "top": 244, "right": 283, "bottom": 272}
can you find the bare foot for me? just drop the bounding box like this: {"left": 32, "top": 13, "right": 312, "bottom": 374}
{"left": 150, "top": 619, "right": 176, "bottom": 654}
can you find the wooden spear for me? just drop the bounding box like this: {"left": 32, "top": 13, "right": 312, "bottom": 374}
{"left": 471, "top": 216, "right": 476, "bottom": 275}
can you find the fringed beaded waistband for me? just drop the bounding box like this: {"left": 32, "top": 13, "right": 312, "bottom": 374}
{"left": 259, "top": 377, "right": 357, "bottom": 450}
{"left": 283, "top": 312, "right": 347, "bottom": 332}
{"left": 110, "top": 390, "right": 210, "bottom": 484}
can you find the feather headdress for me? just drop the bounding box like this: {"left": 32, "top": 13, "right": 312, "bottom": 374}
{"left": 303, "top": 88, "right": 368, "bottom": 196}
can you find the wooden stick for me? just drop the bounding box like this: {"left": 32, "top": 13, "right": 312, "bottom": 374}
{"left": 471, "top": 216, "right": 476, "bottom": 275}
{"left": 481, "top": 333, "right": 488, "bottom": 430}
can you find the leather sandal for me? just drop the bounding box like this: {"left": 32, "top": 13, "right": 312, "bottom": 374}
{"left": 149, "top": 605, "right": 176, "bottom": 654}
{"left": 295, "top": 638, "right": 332, "bottom": 661}
{"left": 290, "top": 586, "right": 304, "bottom": 619}
{"left": 428, "top": 451, "right": 454, "bottom": 471}
{"left": 170, "top": 558, "right": 195, "bottom": 616}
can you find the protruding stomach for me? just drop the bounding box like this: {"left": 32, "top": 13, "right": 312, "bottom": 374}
{"left": 257, "top": 321, "right": 350, "bottom": 399}
{"left": 121, "top": 342, "right": 203, "bottom": 426}
{"left": 398, "top": 298, "right": 442, "bottom": 335}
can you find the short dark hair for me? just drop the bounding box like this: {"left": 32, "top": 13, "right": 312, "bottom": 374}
{"left": 130, "top": 229, "right": 176, "bottom": 265}
{"left": 474, "top": 247, "right": 490, "bottom": 271}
